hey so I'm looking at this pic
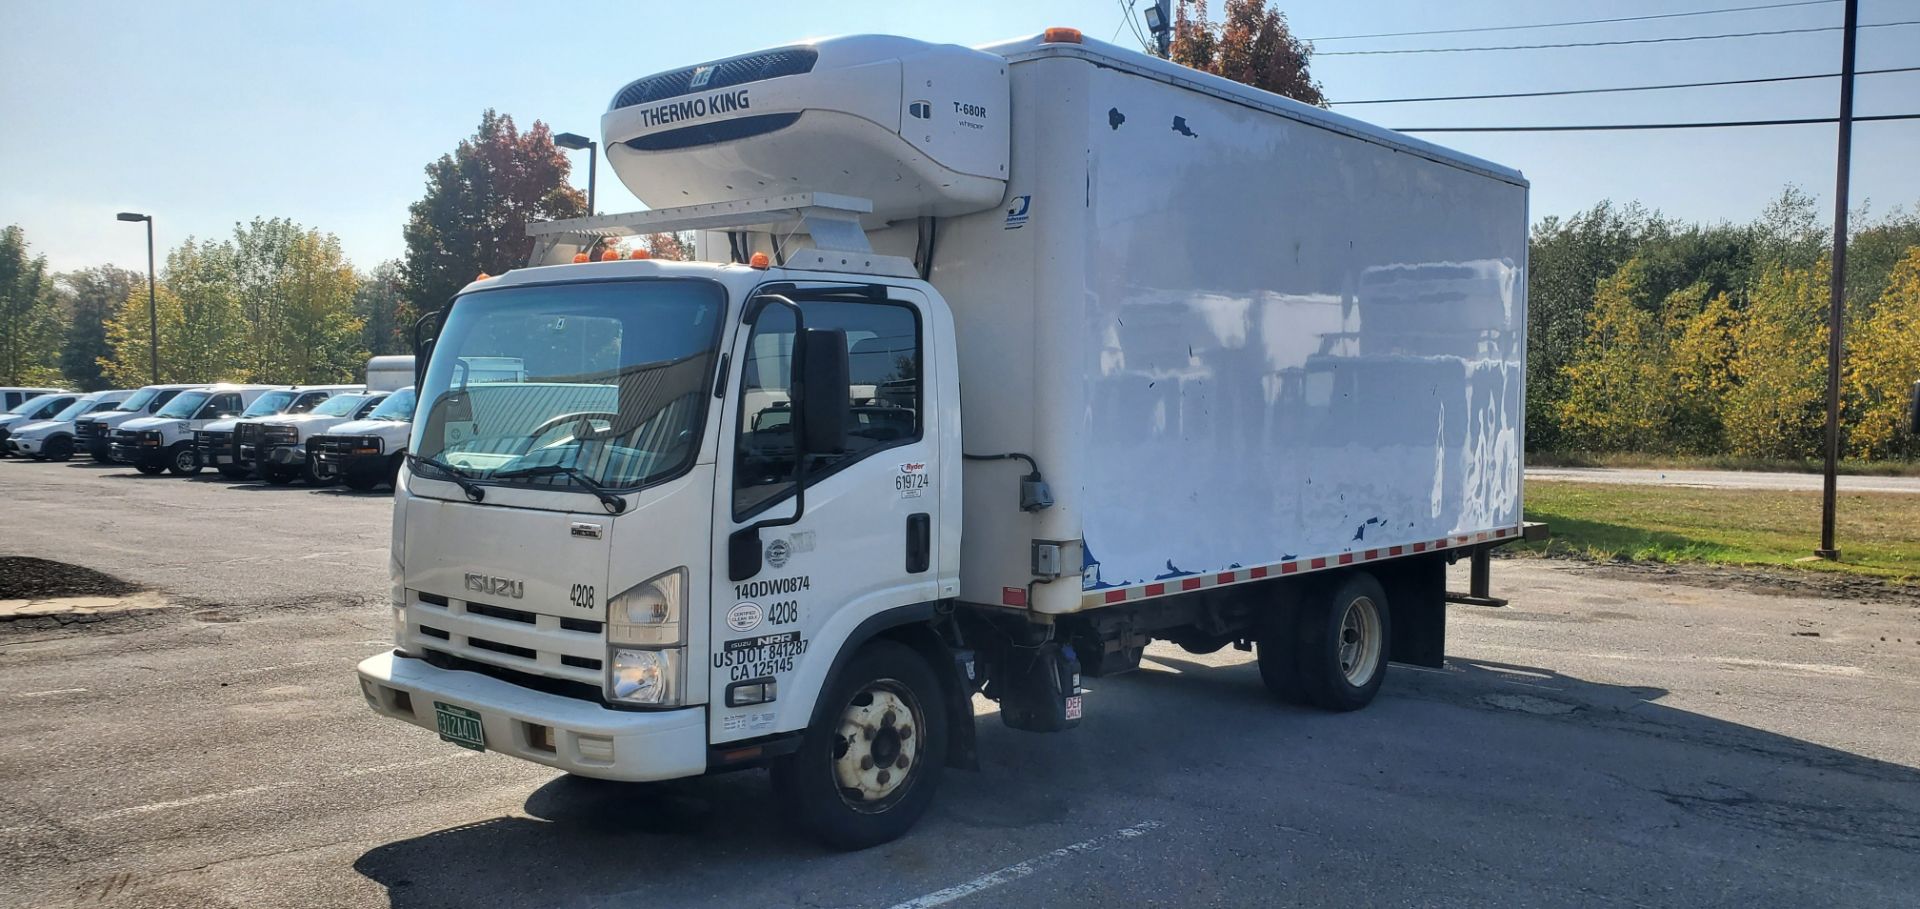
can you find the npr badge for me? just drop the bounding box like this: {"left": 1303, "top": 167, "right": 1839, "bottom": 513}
{"left": 766, "top": 537, "right": 792, "bottom": 568}
{"left": 727, "top": 602, "right": 763, "bottom": 632}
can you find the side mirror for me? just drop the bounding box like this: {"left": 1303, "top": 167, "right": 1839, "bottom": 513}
{"left": 797, "top": 328, "right": 848, "bottom": 456}
{"left": 1908, "top": 380, "right": 1920, "bottom": 436}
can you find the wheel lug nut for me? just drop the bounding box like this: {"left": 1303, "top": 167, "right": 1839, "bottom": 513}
{"left": 897, "top": 756, "right": 910, "bottom": 770}
{"left": 861, "top": 756, "right": 874, "bottom": 770}
{"left": 876, "top": 770, "right": 891, "bottom": 785}
{"left": 898, "top": 726, "right": 912, "bottom": 739}
{"left": 882, "top": 710, "right": 897, "bottom": 727}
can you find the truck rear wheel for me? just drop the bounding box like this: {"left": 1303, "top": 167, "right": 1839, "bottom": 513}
{"left": 1260, "top": 572, "right": 1390, "bottom": 712}
{"left": 771, "top": 640, "right": 946, "bottom": 850}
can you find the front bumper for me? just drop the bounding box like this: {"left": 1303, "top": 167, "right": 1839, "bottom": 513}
{"left": 109, "top": 433, "right": 164, "bottom": 464}
{"left": 356, "top": 650, "right": 707, "bottom": 782}
{"left": 10, "top": 436, "right": 42, "bottom": 455}
{"left": 195, "top": 431, "right": 237, "bottom": 467}
{"left": 311, "top": 437, "right": 386, "bottom": 479}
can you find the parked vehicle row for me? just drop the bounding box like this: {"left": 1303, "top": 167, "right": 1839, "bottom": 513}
{"left": 4, "top": 357, "right": 416, "bottom": 491}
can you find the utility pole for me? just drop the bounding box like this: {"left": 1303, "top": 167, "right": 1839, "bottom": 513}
{"left": 1816, "top": 0, "right": 1857, "bottom": 561}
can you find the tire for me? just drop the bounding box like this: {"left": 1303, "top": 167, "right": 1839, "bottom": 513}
{"left": 1286, "top": 572, "right": 1391, "bottom": 713}
{"left": 262, "top": 465, "right": 299, "bottom": 485}
{"left": 46, "top": 436, "right": 74, "bottom": 461}
{"left": 134, "top": 461, "right": 167, "bottom": 476}
{"left": 89, "top": 444, "right": 113, "bottom": 463}
{"left": 217, "top": 464, "right": 251, "bottom": 479}
{"left": 343, "top": 470, "right": 381, "bottom": 491}
{"left": 771, "top": 640, "right": 947, "bottom": 850}
{"left": 167, "top": 443, "right": 201, "bottom": 476}
{"left": 304, "top": 457, "right": 335, "bottom": 487}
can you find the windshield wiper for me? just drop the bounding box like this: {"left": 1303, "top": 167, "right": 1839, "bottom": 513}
{"left": 408, "top": 452, "right": 488, "bottom": 502}
{"left": 492, "top": 463, "right": 627, "bottom": 513}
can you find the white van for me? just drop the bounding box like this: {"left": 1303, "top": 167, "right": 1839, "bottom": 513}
{"left": 113, "top": 384, "right": 280, "bottom": 475}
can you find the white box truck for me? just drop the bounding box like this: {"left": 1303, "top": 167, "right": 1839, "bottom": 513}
{"left": 357, "top": 30, "right": 1536, "bottom": 848}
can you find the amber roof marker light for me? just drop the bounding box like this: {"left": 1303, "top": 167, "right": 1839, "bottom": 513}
{"left": 1042, "top": 27, "right": 1083, "bottom": 44}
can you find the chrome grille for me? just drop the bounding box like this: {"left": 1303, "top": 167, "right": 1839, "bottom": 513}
{"left": 400, "top": 589, "right": 604, "bottom": 688}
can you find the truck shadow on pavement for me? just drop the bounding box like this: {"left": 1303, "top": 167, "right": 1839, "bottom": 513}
{"left": 352, "top": 653, "right": 1920, "bottom": 908}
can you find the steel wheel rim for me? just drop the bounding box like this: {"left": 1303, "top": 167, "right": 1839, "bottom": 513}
{"left": 831, "top": 680, "right": 923, "bottom": 813}
{"left": 1338, "top": 595, "right": 1383, "bottom": 685}
{"left": 175, "top": 448, "right": 197, "bottom": 471}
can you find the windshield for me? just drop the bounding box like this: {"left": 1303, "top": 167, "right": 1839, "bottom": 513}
{"left": 241, "top": 391, "right": 297, "bottom": 417}
{"left": 116, "top": 388, "right": 162, "bottom": 412}
{"left": 367, "top": 387, "right": 416, "bottom": 422}
{"left": 52, "top": 397, "right": 99, "bottom": 421}
{"left": 8, "top": 393, "right": 62, "bottom": 416}
{"left": 412, "top": 278, "right": 724, "bottom": 492}
{"left": 313, "top": 393, "right": 373, "bottom": 417}
{"left": 156, "top": 390, "right": 212, "bottom": 419}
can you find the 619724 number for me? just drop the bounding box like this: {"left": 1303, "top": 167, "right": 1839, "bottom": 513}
{"left": 570, "top": 584, "right": 595, "bottom": 610}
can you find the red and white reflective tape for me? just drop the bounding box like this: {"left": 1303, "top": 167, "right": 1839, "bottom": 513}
{"left": 1080, "top": 524, "right": 1523, "bottom": 609}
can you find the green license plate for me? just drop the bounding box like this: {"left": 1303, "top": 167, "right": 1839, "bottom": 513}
{"left": 433, "top": 702, "right": 485, "bottom": 751}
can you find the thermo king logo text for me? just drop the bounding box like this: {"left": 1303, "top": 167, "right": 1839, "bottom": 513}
{"left": 637, "top": 89, "right": 751, "bottom": 128}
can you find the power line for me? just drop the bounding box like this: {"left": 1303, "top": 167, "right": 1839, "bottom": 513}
{"left": 1317, "top": 20, "right": 1919, "bottom": 56}
{"left": 1332, "top": 65, "right": 1920, "bottom": 105}
{"left": 1395, "top": 112, "right": 1920, "bottom": 132}
{"left": 1304, "top": 0, "right": 1837, "bottom": 42}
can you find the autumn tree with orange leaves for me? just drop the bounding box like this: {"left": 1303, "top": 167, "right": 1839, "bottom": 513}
{"left": 1170, "top": 0, "right": 1326, "bottom": 107}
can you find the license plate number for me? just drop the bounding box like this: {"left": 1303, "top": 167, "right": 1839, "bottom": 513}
{"left": 433, "top": 702, "right": 485, "bottom": 751}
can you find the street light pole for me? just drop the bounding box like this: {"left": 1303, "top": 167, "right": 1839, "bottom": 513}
{"left": 117, "top": 212, "right": 159, "bottom": 383}
{"left": 553, "top": 132, "right": 598, "bottom": 216}
{"left": 1816, "top": 0, "right": 1858, "bottom": 561}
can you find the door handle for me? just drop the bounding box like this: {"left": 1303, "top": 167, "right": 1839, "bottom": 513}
{"left": 906, "top": 513, "right": 930, "bottom": 573}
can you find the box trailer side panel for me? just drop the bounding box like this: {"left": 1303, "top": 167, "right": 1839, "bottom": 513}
{"left": 1055, "top": 57, "right": 1526, "bottom": 610}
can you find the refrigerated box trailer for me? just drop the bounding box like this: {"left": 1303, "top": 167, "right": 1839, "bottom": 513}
{"left": 357, "top": 29, "right": 1537, "bottom": 849}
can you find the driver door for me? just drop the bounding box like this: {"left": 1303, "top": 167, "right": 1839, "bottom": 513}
{"left": 707, "top": 285, "right": 942, "bottom": 744}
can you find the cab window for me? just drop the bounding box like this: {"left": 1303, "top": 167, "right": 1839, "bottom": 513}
{"left": 732, "top": 296, "right": 921, "bottom": 518}
{"left": 291, "top": 392, "right": 330, "bottom": 413}
{"left": 198, "top": 394, "right": 242, "bottom": 419}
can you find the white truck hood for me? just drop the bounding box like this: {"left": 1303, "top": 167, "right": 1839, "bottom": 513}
{"left": 87, "top": 410, "right": 153, "bottom": 428}
{"left": 119, "top": 416, "right": 183, "bottom": 434}
{"left": 321, "top": 418, "right": 411, "bottom": 440}
{"left": 10, "top": 419, "right": 69, "bottom": 439}
{"left": 203, "top": 418, "right": 243, "bottom": 433}
{"left": 255, "top": 413, "right": 354, "bottom": 437}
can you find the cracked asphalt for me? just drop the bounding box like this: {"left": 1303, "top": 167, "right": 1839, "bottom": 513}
{"left": 4, "top": 458, "right": 1920, "bottom": 907}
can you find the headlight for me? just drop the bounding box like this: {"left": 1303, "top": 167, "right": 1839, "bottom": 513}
{"left": 608, "top": 567, "right": 686, "bottom": 646}
{"left": 266, "top": 425, "right": 298, "bottom": 442}
{"left": 608, "top": 647, "right": 682, "bottom": 706}
{"left": 353, "top": 437, "right": 383, "bottom": 454}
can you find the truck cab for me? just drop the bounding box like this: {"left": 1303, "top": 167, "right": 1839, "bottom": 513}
{"left": 308, "top": 386, "right": 418, "bottom": 491}
{"left": 114, "top": 384, "right": 279, "bottom": 475}
{"left": 6, "top": 390, "right": 133, "bottom": 460}
{"left": 76, "top": 383, "right": 205, "bottom": 463}
{"left": 0, "top": 390, "right": 77, "bottom": 456}
{"left": 240, "top": 391, "right": 389, "bottom": 485}
{"left": 198, "top": 385, "right": 359, "bottom": 478}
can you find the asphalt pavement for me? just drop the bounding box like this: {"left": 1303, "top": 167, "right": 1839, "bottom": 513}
{"left": 3, "top": 457, "right": 1919, "bottom": 908}
{"left": 1528, "top": 466, "right": 1920, "bottom": 494}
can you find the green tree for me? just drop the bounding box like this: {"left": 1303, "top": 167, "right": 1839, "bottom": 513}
{"left": 1663, "top": 284, "right": 1739, "bottom": 454}
{"left": 1171, "top": 0, "right": 1326, "bottom": 106}
{"left": 227, "top": 217, "right": 305, "bottom": 382}
{"left": 0, "top": 225, "right": 65, "bottom": 385}
{"left": 1724, "top": 262, "right": 1829, "bottom": 459}
{"left": 354, "top": 260, "right": 411, "bottom": 356}
{"left": 1557, "top": 258, "right": 1670, "bottom": 450}
{"left": 1845, "top": 246, "right": 1920, "bottom": 459}
{"left": 57, "top": 266, "right": 141, "bottom": 390}
{"left": 401, "top": 110, "right": 586, "bottom": 319}
{"left": 100, "top": 239, "right": 244, "bottom": 386}
{"left": 275, "top": 230, "right": 365, "bottom": 382}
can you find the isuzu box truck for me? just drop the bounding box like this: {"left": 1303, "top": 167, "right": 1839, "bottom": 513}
{"left": 357, "top": 30, "right": 1536, "bottom": 848}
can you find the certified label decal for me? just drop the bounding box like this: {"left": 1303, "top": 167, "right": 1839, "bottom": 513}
{"left": 766, "top": 537, "right": 792, "bottom": 569}
{"left": 896, "top": 461, "right": 930, "bottom": 498}
{"left": 726, "top": 602, "right": 763, "bottom": 632}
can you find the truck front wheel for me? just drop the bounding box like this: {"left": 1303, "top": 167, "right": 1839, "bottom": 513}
{"left": 1259, "top": 572, "right": 1391, "bottom": 712}
{"left": 167, "top": 443, "right": 201, "bottom": 476}
{"left": 771, "top": 640, "right": 947, "bottom": 850}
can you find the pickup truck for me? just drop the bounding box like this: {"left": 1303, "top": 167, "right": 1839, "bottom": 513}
{"left": 237, "top": 391, "right": 390, "bottom": 485}
{"left": 308, "top": 386, "right": 416, "bottom": 491}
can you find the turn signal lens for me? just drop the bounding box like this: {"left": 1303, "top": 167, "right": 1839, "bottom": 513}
{"left": 600, "top": 248, "right": 620, "bottom": 261}
{"left": 628, "top": 248, "right": 651, "bottom": 259}
{"left": 572, "top": 253, "right": 590, "bottom": 263}
{"left": 748, "top": 251, "right": 770, "bottom": 269}
{"left": 1043, "top": 27, "right": 1083, "bottom": 43}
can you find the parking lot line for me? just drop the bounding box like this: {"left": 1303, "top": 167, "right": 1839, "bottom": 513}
{"left": 882, "top": 820, "right": 1164, "bottom": 909}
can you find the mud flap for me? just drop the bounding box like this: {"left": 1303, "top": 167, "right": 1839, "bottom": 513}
{"left": 997, "top": 641, "right": 1083, "bottom": 732}
{"left": 1383, "top": 556, "right": 1446, "bottom": 669}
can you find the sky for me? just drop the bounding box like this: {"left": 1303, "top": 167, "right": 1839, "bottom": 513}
{"left": 2, "top": 0, "right": 1917, "bottom": 275}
